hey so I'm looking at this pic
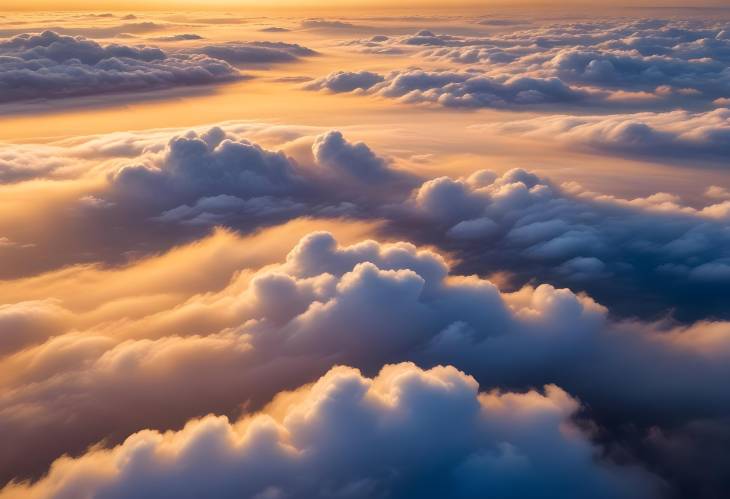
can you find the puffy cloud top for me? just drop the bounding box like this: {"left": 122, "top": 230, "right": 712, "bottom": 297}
{"left": 305, "top": 70, "right": 384, "bottom": 93}
{"left": 2, "top": 229, "right": 730, "bottom": 497}
{"left": 109, "top": 127, "right": 416, "bottom": 217}
{"left": 0, "top": 31, "right": 240, "bottom": 103}
{"left": 335, "top": 19, "right": 730, "bottom": 109}
{"left": 399, "top": 168, "right": 730, "bottom": 321}
{"left": 196, "top": 41, "right": 317, "bottom": 65}
{"left": 0, "top": 363, "right": 660, "bottom": 499}
{"left": 487, "top": 108, "right": 730, "bottom": 164}
{"left": 308, "top": 69, "right": 588, "bottom": 109}
{"left": 4, "top": 127, "right": 728, "bottom": 321}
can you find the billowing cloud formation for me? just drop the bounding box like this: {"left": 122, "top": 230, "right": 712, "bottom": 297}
{"left": 0, "top": 126, "right": 418, "bottom": 279}
{"left": 0, "top": 363, "right": 660, "bottom": 499}
{"left": 305, "top": 70, "right": 384, "bottom": 93}
{"left": 308, "top": 69, "right": 590, "bottom": 108}
{"left": 334, "top": 19, "right": 730, "bottom": 108}
{"left": 196, "top": 41, "right": 316, "bottom": 65}
{"left": 1, "top": 230, "right": 729, "bottom": 497}
{"left": 107, "top": 127, "right": 415, "bottom": 215}
{"left": 395, "top": 168, "right": 730, "bottom": 321}
{"left": 3, "top": 127, "right": 728, "bottom": 321}
{"left": 0, "top": 31, "right": 239, "bottom": 103}
{"left": 2, "top": 12, "right": 729, "bottom": 499}
{"left": 484, "top": 108, "right": 730, "bottom": 164}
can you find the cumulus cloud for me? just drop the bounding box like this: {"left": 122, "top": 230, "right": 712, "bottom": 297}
{"left": 1, "top": 230, "right": 729, "bottom": 497}
{"left": 3, "top": 126, "right": 728, "bottom": 321}
{"left": 195, "top": 41, "right": 317, "bottom": 65}
{"left": 0, "top": 125, "right": 418, "bottom": 278}
{"left": 301, "top": 18, "right": 360, "bottom": 30}
{"left": 484, "top": 108, "right": 730, "bottom": 164}
{"left": 393, "top": 168, "right": 730, "bottom": 321}
{"left": 308, "top": 69, "right": 590, "bottom": 109}
{"left": 305, "top": 70, "right": 384, "bottom": 93}
{"left": 150, "top": 33, "right": 203, "bottom": 41}
{"left": 3, "top": 14, "right": 730, "bottom": 499}
{"left": 106, "top": 127, "right": 415, "bottom": 214}
{"left": 0, "top": 363, "right": 660, "bottom": 499}
{"left": 0, "top": 31, "right": 239, "bottom": 103}
{"left": 333, "top": 19, "right": 730, "bottom": 108}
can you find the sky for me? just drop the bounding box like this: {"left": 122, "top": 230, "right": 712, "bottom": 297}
{"left": 0, "top": 4, "right": 730, "bottom": 499}
{"left": 6, "top": 0, "right": 730, "bottom": 10}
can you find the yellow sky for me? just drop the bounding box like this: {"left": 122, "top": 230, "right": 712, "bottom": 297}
{"left": 4, "top": 0, "right": 728, "bottom": 11}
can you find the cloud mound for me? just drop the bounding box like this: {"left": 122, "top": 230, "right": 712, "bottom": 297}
{"left": 305, "top": 70, "right": 384, "bottom": 93}
{"left": 196, "top": 41, "right": 317, "bottom": 65}
{"left": 0, "top": 31, "right": 240, "bottom": 103}
{"left": 0, "top": 363, "right": 660, "bottom": 499}
{"left": 1, "top": 229, "right": 730, "bottom": 497}
{"left": 108, "top": 127, "right": 416, "bottom": 217}
{"left": 4, "top": 126, "right": 729, "bottom": 321}
{"left": 334, "top": 19, "right": 730, "bottom": 109}
{"left": 487, "top": 108, "right": 730, "bottom": 163}
{"left": 395, "top": 168, "right": 730, "bottom": 321}
{"left": 308, "top": 69, "right": 589, "bottom": 108}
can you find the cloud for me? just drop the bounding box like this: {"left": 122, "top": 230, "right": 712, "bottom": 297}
{"left": 301, "top": 18, "right": 360, "bottom": 30}
{"left": 2, "top": 14, "right": 730, "bottom": 499}
{"left": 0, "top": 125, "right": 418, "bottom": 279}
{"left": 106, "top": 127, "right": 415, "bottom": 213}
{"left": 0, "top": 300, "right": 69, "bottom": 356}
{"left": 305, "top": 70, "right": 384, "bottom": 93}
{"left": 333, "top": 19, "right": 730, "bottom": 108}
{"left": 0, "top": 31, "right": 240, "bottom": 103}
{"left": 150, "top": 34, "right": 203, "bottom": 41}
{"left": 260, "top": 27, "right": 290, "bottom": 33}
{"left": 484, "top": 108, "right": 730, "bottom": 164}
{"left": 3, "top": 126, "right": 728, "bottom": 322}
{"left": 195, "top": 41, "right": 317, "bottom": 65}
{"left": 0, "top": 363, "right": 660, "bottom": 499}
{"left": 394, "top": 168, "right": 730, "bottom": 321}
{"left": 478, "top": 18, "right": 531, "bottom": 26}
{"left": 1, "top": 230, "right": 729, "bottom": 497}
{"left": 308, "top": 69, "right": 591, "bottom": 109}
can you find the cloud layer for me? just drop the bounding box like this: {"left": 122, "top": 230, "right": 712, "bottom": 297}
{"left": 3, "top": 127, "right": 728, "bottom": 322}
{"left": 393, "top": 167, "right": 730, "bottom": 321}
{"left": 0, "top": 31, "right": 240, "bottom": 103}
{"left": 1, "top": 229, "right": 729, "bottom": 497}
{"left": 2, "top": 10, "right": 730, "bottom": 499}
{"left": 324, "top": 19, "right": 730, "bottom": 109}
